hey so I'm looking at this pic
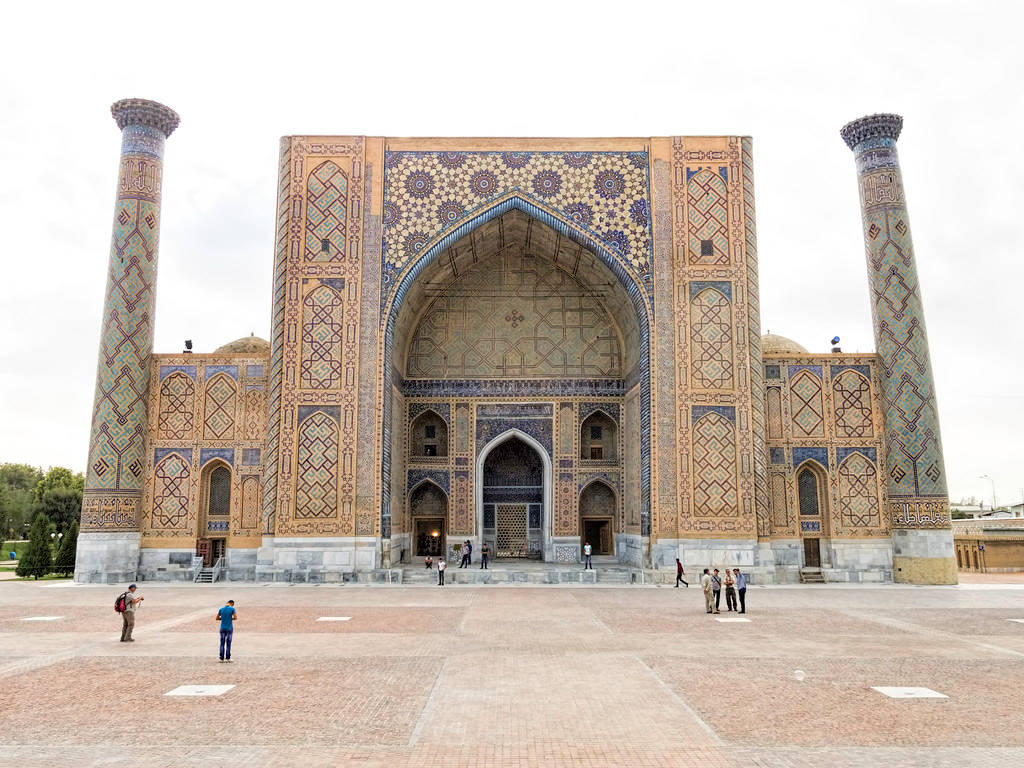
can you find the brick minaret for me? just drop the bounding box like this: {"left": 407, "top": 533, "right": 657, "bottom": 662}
{"left": 76, "top": 99, "right": 179, "bottom": 582}
{"left": 840, "top": 113, "right": 956, "bottom": 584}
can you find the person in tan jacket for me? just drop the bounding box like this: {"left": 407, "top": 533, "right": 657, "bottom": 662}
{"left": 700, "top": 569, "right": 715, "bottom": 614}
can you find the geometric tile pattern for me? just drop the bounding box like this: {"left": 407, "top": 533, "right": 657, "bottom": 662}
{"left": 381, "top": 151, "right": 653, "bottom": 307}
{"left": 790, "top": 371, "right": 825, "bottom": 438}
{"left": 691, "top": 412, "right": 737, "bottom": 517}
{"left": 240, "top": 475, "right": 260, "bottom": 532}
{"left": 150, "top": 452, "right": 191, "bottom": 532}
{"left": 766, "top": 387, "right": 783, "bottom": 439}
{"left": 203, "top": 374, "right": 237, "bottom": 440}
{"left": 689, "top": 287, "right": 734, "bottom": 389}
{"left": 851, "top": 129, "right": 948, "bottom": 529}
{"left": 157, "top": 373, "right": 194, "bottom": 441}
{"left": 838, "top": 451, "right": 880, "bottom": 528}
{"left": 686, "top": 168, "right": 730, "bottom": 265}
{"left": 305, "top": 161, "right": 347, "bottom": 261}
{"left": 406, "top": 251, "right": 621, "bottom": 379}
{"left": 833, "top": 369, "right": 873, "bottom": 438}
{"left": 300, "top": 285, "right": 344, "bottom": 390}
{"left": 295, "top": 411, "right": 339, "bottom": 520}
{"left": 82, "top": 122, "right": 168, "bottom": 533}
{"left": 769, "top": 473, "right": 789, "bottom": 530}
{"left": 243, "top": 388, "right": 265, "bottom": 441}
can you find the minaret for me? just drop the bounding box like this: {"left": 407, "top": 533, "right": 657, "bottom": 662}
{"left": 76, "top": 99, "right": 179, "bottom": 583}
{"left": 840, "top": 114, "right": 956, "bottom": 584}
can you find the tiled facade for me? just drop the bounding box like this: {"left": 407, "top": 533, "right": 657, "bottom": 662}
{"left": 75, "top": 104, "right": 956, "bottom": 584}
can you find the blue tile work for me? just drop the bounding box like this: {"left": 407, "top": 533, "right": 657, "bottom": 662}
{"left": 800, "top": 520, "right": 821, "bottom": 532}
{"left": 792, "top": 447, "right": 828, "bottom": 469}
{"left": 529, "top": 504, "right": 541, "bottom": 528}
{"left": 154, "top": 447, "right": 192, "bottom": 464}
{"left": 407, "top": 469, "right": 450, "bottom": 494}
{"left": 408, "top": 401, "right": 451, "bottom": 424}
{"left": 579, "top": 472, "right": 619, "bottom": 491}
{"left": 242, "top": 448, "right": 262, "bottom": 466}
{"left": 787, "top": 365, "right": 822, "bottom": 378}
{"left": 297, "top": 405, "right": 340, "bottom": 424}
{"left": 686, "top": 166, "right": 728, "bottom": 183}
{"left": 764, "top": 364, "right": 781, "bottom": 380}
{"left": 692, "top": 405, "right": 737, "bottom": 424}
{"left": 483, "top": 505, "right": 495, "bottom": 528}
{"left": 837, "top": 446, "right": 877, "bottom": 464}
{"left": 688, "top": 281, "right": 732, "bottom": 302}
{"left": 477, "top": 403, "right": 553, "bottom": 418}
{"left": 830, "top": 364, "right": 870, "bottom": 378}
{"left": 579, "top": 402, "right": 620, "bottom": 423}
{"left": 475, "top": 418, "right": 553, "bottom": 457}
{"left": 769, "top": 447, "right": 786, "bottom": 465}
{"left": 245, "top": 365, "right": 264, "bottom": 377}
{"left": 400, "top": 378, "right": 624, "bottom": 397}
{"left": 381, "top": 151, "right": 654, "bottom": 308}
{"left": 159, "top": 365, "right": 196, "bottom": 381}
{"left": 200, "top": 448, "right": 234, "bottom": 466}
{"left": 208, "top": 520, "right": 229, "bottom": 532}
{"left": 205, "top": 365, "right": 238, "bottom": 380}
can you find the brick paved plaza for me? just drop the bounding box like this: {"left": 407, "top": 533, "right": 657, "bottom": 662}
{"left": 1, "top": 579, "right": 1023, "bottom": 767}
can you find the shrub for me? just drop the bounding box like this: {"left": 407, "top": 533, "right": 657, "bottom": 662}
{"left": 16, "top": 513, "right": 52, "bottom": 579}
{"left": 54, "top": 520, "right": 78, "bottom": 576}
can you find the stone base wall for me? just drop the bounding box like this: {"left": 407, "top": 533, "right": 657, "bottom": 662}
{"left": 254, "top": 536, "right": 382, "bottom": 581}
{"left": 74, "top": 532, "right": 141, "bottom": 584}
{"left": 892, "top": 529, "right": 958, "bottom": 584}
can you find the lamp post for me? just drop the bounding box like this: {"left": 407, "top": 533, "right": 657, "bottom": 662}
{"left": 980, "top": 475, "right": 997, "bottom": 511}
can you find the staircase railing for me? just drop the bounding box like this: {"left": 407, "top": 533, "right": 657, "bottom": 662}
{"left": 211, "top": 556, "right": 225, "bottom": 582}
{"left": 191, "top": 556, "right": 204, "bottom": 582}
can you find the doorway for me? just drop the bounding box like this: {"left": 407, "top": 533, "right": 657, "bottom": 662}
{"left": 481, "top": 435, "right": 544, "bottom": 558}
{"left": 496, "top": 504, "right": 528, "bottom": 558}
{"left": 414, "top": 517, "right": 445, "bottom": 556}
{"left": 803, "top": 538, "right": 821, "bottom": 568}
{"left": 582, "top": 518, "right": 613, "bottom": 555}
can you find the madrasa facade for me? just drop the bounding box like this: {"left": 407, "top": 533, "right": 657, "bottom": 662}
{"left": 74, "top": 99, "right": 957, "bottom": 585}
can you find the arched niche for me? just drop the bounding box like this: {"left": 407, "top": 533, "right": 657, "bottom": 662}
{"left": 795, "top": 460, "right": 830, "bottom": 568}
{"left": 409, "top": 480, "right": 448, "bottom": 557}
{"left": 578, "top": 479, "right": 617, "bottom": 556}
{"left": 198, "top": 459, "right": 232, "bottom": 563}
{"left": 409, "top": 409, "right": 448, "bottom": 458}
{"left": 580, "top": 411, "right": 617, "bottom": 461}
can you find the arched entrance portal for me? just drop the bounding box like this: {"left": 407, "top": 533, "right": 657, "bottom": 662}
{"left": 481, "top": 435, "right": 545, "bottom": 558}
{"left": 383, "top": 200, "right": 649, "bottom": 564}
{"left": 409, "top": 481, "right": 448, "bottom": 557}
{"left": 796, "top": 462, "right": 830, "bottom": 568}
{"left": 579, "top": 480, "right": 617, "bottom": 556}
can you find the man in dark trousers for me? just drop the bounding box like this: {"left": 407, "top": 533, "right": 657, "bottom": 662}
{"left": 711, "top": 569, "right": 722, "bottom": 613}
{"left": 733, "top": 568, "right": 747, "bottom": 614}
{"left": 480, "top": 542, "right": 489, "bottom": 569}
{"left": 216, "top": 599, "right": 237, "bottom": 662}
{"left": 675, "top": 558, "right": 688, "bottom": 588}
{"left": 460, "top": 540, "right": 472, "bottom": 568}
{"left": 438, "top": 557, "right": 447, "bottom": 586}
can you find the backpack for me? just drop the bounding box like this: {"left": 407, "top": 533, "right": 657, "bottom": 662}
{"left": 114, "top": 592, "right": 129, "bottom": 613}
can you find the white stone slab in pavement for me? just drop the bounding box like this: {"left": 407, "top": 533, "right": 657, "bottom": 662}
{"left": 1008, "top": 619, "right": 1024, "bottom": 624}
{"left": 715, "top": 617, "right": 751, "bottom": 623}
{"left": 165, "top": 685, "right": 235, "bottom": 697}
{"left": 316, "top": 616, "right": 352, "bottom": 621}
{"left": 21, "top": 616, "right": 64, "bottom": 621}
{"left": 871, "top": 686, "right": 947, "bottom": 699}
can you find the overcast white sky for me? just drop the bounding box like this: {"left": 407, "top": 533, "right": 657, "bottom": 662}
{"left": 0, "top": 1, "right": 1021, "bottom": 506}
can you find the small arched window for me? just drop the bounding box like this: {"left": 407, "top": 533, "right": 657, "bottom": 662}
{"left": 797, "top": 467, "right": 820, "bottom": 517}
{"left": 580, "top": 411, "right": 617, "bottom": 461}
{"left": 208, "top": 466, "right": 231, "bottom": 516}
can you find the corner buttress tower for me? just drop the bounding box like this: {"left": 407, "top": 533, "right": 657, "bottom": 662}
{"left": 840, "top": 113, "right": 956, "bottom": 584}
{"left": 76, "top": 99, "right": 179, "bottom": 583}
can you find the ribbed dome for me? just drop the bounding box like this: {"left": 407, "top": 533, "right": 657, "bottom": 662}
{"left": 213, "top": 335, "right": 270, "bottom": 355}
{"left": 761, "top": 333, "right": 809, "bottom": 355}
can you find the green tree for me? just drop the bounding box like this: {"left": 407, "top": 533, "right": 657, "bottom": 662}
{"left": 16, "top": 513, "right": 52, "bottom": 579}
{"left": 53, "top": 519, "right": 78, "bottom": 577}
{"left": 0, "top": 463, "right": 43, "bottom": 539}
{"left": 33, "top": 467, "right": 84, "bottom": 503}
{"left": 36, "top": 486, "right": 82, "bottom": 532}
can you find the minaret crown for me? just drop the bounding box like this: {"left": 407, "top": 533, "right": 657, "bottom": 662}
{"left": 840, "top": 113, "right": 903, "bottom": 150}
{"left": 111, "top": 98, "right": 180, "bottom": 138}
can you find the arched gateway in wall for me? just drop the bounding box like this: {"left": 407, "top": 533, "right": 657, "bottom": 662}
{"left": 381, "top": 196, "right": 651, "bottom": 563}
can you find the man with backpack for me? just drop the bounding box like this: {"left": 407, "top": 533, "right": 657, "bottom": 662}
{"left": 115, "top": 584, "right": 143, "bottom": 642}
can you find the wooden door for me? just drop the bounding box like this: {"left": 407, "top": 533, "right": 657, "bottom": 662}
{"left": 803, "top": 537, "right": 820, "bottom": 567}
{"left": 196, "top": 538, "right": 211, "bottom": 567}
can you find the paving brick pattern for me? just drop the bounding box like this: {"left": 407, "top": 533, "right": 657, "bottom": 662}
{"left": 0, "top": 581, "right": 1022, "bottom": 766}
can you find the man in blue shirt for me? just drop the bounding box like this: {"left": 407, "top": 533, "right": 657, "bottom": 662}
{"left": 732, "top": 569, "right": 747, "bottom": 614}
{"left": 216, "top": 600, "right": 237, "bottom": 662}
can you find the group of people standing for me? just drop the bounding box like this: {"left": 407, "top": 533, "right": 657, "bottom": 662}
{"left": 115, "top": 585, "right": 238, "bottom": 662}
{"left": 423, "top": 540, "right": 491, "bottom": 586}
{"left": 699, "top": 567, "right": 747, "bottom": 614}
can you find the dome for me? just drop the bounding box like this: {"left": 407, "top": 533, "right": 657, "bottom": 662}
{"left": 213, "top": 334, "right": 271, "bottom": 355}
{"left": 761, "top": 333, "right": 809, "bottom": 355}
